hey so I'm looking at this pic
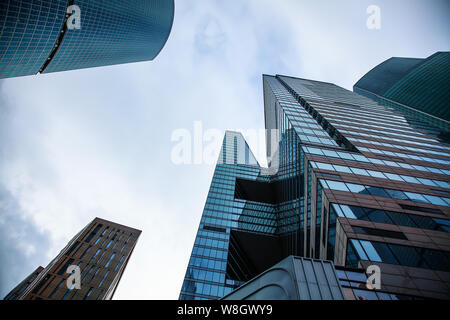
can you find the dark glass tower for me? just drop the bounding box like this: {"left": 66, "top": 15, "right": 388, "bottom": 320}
{"left": 4, "top": 217, "right": 141, "bottom": 300}
{"left": 0, "top": 0, "right": 174, "bottom": 78}
{"left": 179, "top": 74, "right": 450, "bottom": 300}
{"left": 354, "top": 52, "right": 450, "bottom": 133}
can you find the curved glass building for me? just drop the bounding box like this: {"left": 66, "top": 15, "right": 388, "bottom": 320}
{"left": 354, "top": 52, "right": 450, "bottom": 133}
{"left": 0, "top": 0, "right": 174, "bottom": 78}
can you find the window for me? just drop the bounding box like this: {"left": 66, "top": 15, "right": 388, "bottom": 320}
{"left": 324, "top": 180, "right": 349, "bottom": 191}
{"left": 353, "top": 226, "right": 407, "bottom": 240}
{"left": 367, "top": 170, "right": 385, "bottom": 178}
{"left": 404, "top": 192, "right": 428, "bottom": 203}
{"left": 85, "top": 224, "right": 103, "bottom": 243}
{"left": 83, "top": 288, "right": 93, "bottom": 300}
{"left": 106, "top": 239, "right": 114, "bottom": 249}
{"left": 359, "top": 240, "right": 382, "bottom": 262}
{"left": 385, "top": 189, "right": 408, "bottom": 200}
{"left": 350, "top": 240, "right": 368, "bottom": 260}
{"left": 111, "top": 230, "right": 120, "bottom": 240}
{"left": 101, "top": 227, "right": 109, "bottom": 236}
{"left": 350, "top": 240, "right": 450, "bottom": 272}
{"left": 316, "top": 162, "right": 334, "bottom": 170}
{"left": 89, "top": 268, "right": 101, "bottom": 284}
{"left": 48, "top": 279, "right": 64, "bottom": 298}
{"left": 89, "top": 249, "right": 101, "bottom": 263}
{"left": 66, "top": 241, "right": 79, "bottom": 256}
{"left": 98, "top": 270, "right": 110, "bottom": 287}
{"left": 399, "top": 204, "right": 443, "bottom": 215}
{"left": 384, "top": 173, "right": 403, "bottom": 181}
{"left": 32, "top": 275, "right": 50, "bottom": 294}
{"left": 401, "top": 176, "right": 420, "bottom": 184}
{"left": 322, "top": 149, "right": 339, "bottom": 158}
{"left": 346, "top": 183, "right": 366, "bottom": 193}
{"left": 353, "top": 289, "right": 378, "bottom": 300}
{"left": 333, "top": 165, "right": 352, "bottom": 173}
{"left": 61, "top": 289, "right": 72, "bottom": 300}
{"left": 105, "top": 253, "right": 116, "bottom": 267}
{"left": 57, "top": 258, "right": 74, "bottom": 275}
{"left": 80, "top": 246, "right": 91, "bottom": 259}
{"left": 350, "top": 167, "right": 368, "bottom": 176}
{"left": 96, "top": 290, "right": 104, "bottom": 300}
{"left": 366, "top": 187, "right": 389, "bottom": 197}
{"left": 344, "top": 270, "right": 366, "bottom": 283}
{"left": 81, "top": 265, "right": 94, "bottom": 283}
{"left": 423, "top": 195, "right": 447, "bottom": 206}
{"left": 114, "top": 255, "right": 125, "bottom": 271}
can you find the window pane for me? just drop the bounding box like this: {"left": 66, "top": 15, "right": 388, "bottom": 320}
{"left": 325, "top": 180, "right": 349, "bottom": 192}
{"left": 346, "top": 183, "right": 367, "bottom": 193}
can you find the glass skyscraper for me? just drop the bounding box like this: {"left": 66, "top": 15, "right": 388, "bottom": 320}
{"left": 0, "top": 0, "right": 174, "bottom": 78}
{"left": 179, "top": 74, "right": 450, "bottom": 300}
{"left": 354, "top": 52, "right": 450, "bottom": 133}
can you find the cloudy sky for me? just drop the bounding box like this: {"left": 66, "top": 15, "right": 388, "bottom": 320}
{"left": 0, "top": 0, "right": 449, "bottom": 299}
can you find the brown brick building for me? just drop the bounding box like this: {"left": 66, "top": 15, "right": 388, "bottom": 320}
{"left": 5, "top": 217, "right": 141, "bottom": 300}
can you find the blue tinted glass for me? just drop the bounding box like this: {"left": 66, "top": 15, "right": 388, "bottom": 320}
{"left": 316, "top": 163, "right": 334, "bottom": 170}
{"left": 404, "top": 192, "right": 428, "bottom": 203}
{"left": 423, "top": 195, "right": 447, "bottom": 206}
{"left": 360, "top": 240, "right": 382, "bottom": 262}
{"left": 385, "top": 189, "right": 408, "bottom": 200}
{"left": 353, "top": 289, "right": 378, "bottom": 300}
{"left": 367, "top": 187, "right": 389, "bottom": 197}
{"left": 346, "top": 183, "right": 367, "bottom": 193}
{"left": 350, "top": 240, "right": 368, "bottom": 260}
{"left": 384, "top": 173, "right": 404, "bottom": 181}
{"left": 367, "top": 170, "right": 385, "bottom": 178}
{"left": 325, "top": 180, "right": 349, "bottom": 191}
{"left": 351, "top": 168, "right": 369, "bottom": 176}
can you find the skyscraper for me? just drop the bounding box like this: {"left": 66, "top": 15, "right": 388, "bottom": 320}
{"left": 179, "top": 74, "right": 450, "bottom": 300}
{"left": 4, "top": 217, "right": 141, "bottom": 300}
{"left": 3, "top": 266, "right": 44, "bottom": 300}
{"left": 354, "top": 52, "right": 450, "bottom": 133}
{"left": 0, "top": 0, "right": 174, "bottom": 79}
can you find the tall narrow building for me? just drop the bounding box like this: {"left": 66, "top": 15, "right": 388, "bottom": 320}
{"left": 0, "top": 0, "right": 174, "bottom": 78}
{"left": 179, "top": 74, "right": 450, "bottom": 300}
{"left": 4, "top": 217, "right": 141, "bottom": 300}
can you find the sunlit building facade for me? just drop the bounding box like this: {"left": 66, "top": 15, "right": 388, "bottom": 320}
{"left": 179, "top": 74, "right": 450, "bottom": 300}
{"left": 0, "top": 0, "right": 174, "bottom": 78}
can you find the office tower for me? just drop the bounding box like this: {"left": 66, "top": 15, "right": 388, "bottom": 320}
{"left": 3, "top": 266, "right": 44, "bottom": 300}
{"left": 0, "top": 0, "right": 174, "bottom": 78}
{"left": 179, "top": 129, "right": 303, "bottom": 300}
{"left": 354, "top": 52, "right": 450, "bottom": 133}
{"left": 179, "top": 74, "right": 450, "bottom": 300}
{"left": 4, "top": 217, "right": 141, "bottom": 300}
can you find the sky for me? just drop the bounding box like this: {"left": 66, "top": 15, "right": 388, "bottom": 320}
{"left": 0, "top": 0, "right": 449, "bottom": 299}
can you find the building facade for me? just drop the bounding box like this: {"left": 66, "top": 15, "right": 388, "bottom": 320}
{"left": 4, "top": 217, "right": 141, "bottom": 300}
{"left": 179, "top": 74, "right": 450, "bottom": 300}
{"left": 0, "top": 0, "right": 174, "bottom": 78}
{"left": 221, "top": 256, "right": 346, "bottom": 300}
{"left": 354, "top": 52, "right": 450, "bottom": 133}
{"left": 3, "top": 266, "right": 44, "bottom": 300}
{"left": 221, "top": 255, "right": 440, "bottom": 300}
